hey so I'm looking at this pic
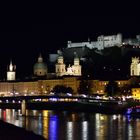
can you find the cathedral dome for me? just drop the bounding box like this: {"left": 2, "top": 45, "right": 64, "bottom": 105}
{"left": 34, "top": 62, "right": 47, "bottom": 70}
{"left": 33, "top": 54, "right": 47, "bottom": 76}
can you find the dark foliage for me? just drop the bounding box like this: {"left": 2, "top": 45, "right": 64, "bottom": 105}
{"left": 78, "top": 79, "right": 92, "bottom": 95}
{"left": 105, "top": 80, "right": 120, "bottom": 96}
{"left": 52, "top": 85, "right": 73, "bottom": 94}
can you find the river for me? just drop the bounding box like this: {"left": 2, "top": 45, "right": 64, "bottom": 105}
{"left": 0, "top": 109, "right": 140, "bottom": 140}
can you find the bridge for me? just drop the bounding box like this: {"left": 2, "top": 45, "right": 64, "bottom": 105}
{"left": 0, "top": 95, "right": 122, "bottom": 103}
{"left": 0, "top": 95, "right": 129, "bottom": 115}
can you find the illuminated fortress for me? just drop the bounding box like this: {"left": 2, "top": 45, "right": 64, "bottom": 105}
{"left": 67, "top": 33, "right": 140, "bottom": 50}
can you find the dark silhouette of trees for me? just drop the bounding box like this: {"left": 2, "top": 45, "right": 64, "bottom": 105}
{"left": 78, "top": 79, "right": 92, "bottom": 95}
{"left": 66, "top": 87, "right": 73, "bottom": 93}
{"left": 52, "top": 85, "right": 73, "bottom": 95}
{"left": 120, "top": 84, "right": 132, "bottom": 96}
{"left": 105, "top": 80, "right": 120, "bottom": 96}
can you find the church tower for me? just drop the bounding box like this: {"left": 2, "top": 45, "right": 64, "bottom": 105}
{"left": 130, "top": 57, "right": 140, "bottom": 76}
{"left": 7, "top": 60, "right": 16, "bottom": 81}
{"left": 72, "top": 52, "right": 82, "bottom": 76}
{"left": 55, "top": 54, "right": 66, "bottom": 76}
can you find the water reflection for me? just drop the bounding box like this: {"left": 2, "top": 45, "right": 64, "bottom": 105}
{"left": 82, "top": 121, "right": 88, "bottom": 140}
{"left": 0, "top": 109, "right": 140, "bottom": 140}
{"left": 49, "top": 115, "right": 58, "bottom": 140}
{"left": 67, "top": 121, "right": 73, "bottom": 140}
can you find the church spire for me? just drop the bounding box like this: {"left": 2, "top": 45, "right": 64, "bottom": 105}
{"left": 38, "top": 53, "right": 43, "bottom": 63}
{"left": 9, "top": 60, "right": 14, "bottom": 71}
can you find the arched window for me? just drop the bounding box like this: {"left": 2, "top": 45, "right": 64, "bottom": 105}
{"left": 132, "top": 70, "right": 134, "bottom": 75}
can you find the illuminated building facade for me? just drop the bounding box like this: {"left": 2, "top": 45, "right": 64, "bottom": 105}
{"left": 55, "top": 55, "right": 66, "bottom": 76}
{"left": 0, "top": 77, "right": 80, "bottom": 96}
{"left": 130, "top": 57, "right": 140, "bottom": 76}
{"left": 131, "top": 87, "right": 140, "bottom": 99}
{"left": 0, "top": 76, "right": 131, "bottom": 97}
{"left": 55, "top": 53, "right": 81, "bottom": 77}
{"left": 67, "top": 33, "right": 140, "bottom": 50}
{"left": 68, "top": 33, "right": 122, "bottom": 50}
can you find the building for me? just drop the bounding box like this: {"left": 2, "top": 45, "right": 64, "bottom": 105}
{"left": 33, "top": 54, "right": 48, "bottom": 77}
{"left": 67, "top": 33, "right": 122, "bottom": 50}
{"left": 130, "top": 57, "right": 140, "bottom": 76}
{"left": 123, "top": 35, "right": 140, "bottom": 46}
{"left": 0, "top": 76, "right": 131, "bottom": 97}
{"left": 55, "top": 54, "right": 66, "bottom": 77}
{"left": 71, "top": 54, "right": 81, "bottom": 76}
{"left": 7, "top": 60, "right": 16, "bottom": 81}
{"left": 131, "top": 87, "right": 140, "bottom": 99}
{"left": 55, "top": 53, "right": 82, "bottom": 77}
{"left": 67, "top": 33, "right": 140, "bottom": 50}
{"left": 0, "top": 77, "right": 80, "bottom": 96}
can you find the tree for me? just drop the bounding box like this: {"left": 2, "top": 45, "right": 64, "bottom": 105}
{"left": 78, "top": 79, "right": 92, "bottom": 95}
{"left": 66, "top": 87, "right": 73, "bottom": 94}
{"left": 52, "top": 85, "right": 73, "bottom": 95}
{"left": 105, "top": 80, "right": 119, "bottom": 96}
{"left": 120, "top": 84, "right": 132, "bottom": 96}
{"left": 53, "top": 85, "right": 67, "bottom": 95}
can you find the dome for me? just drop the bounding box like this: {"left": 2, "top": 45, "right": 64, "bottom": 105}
{"left": 33, "top": 54, "right": 47, "bottom": 76}
{"left": 33, "top": 62, "right": 47, "bottom": 70}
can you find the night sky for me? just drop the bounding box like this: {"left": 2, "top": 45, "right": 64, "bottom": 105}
{"left": 0, "top": 15, "right": 139, "bottom": 79}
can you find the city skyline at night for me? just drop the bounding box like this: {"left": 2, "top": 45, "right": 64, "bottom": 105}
{"left": 0, "top": 15, "right": 139, "bottom": 77}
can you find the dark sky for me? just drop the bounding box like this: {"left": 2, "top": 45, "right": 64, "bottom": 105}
{"left": 0, "top": 15, "right": 139, "bottom": 79}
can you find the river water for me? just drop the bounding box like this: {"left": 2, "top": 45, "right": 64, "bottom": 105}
{"left": 0, "top": 109, "right": 140, "bottom": 140}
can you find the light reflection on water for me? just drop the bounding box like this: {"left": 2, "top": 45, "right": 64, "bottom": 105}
{"left": 0, "top": 109, "right": 140, "bottom": 140}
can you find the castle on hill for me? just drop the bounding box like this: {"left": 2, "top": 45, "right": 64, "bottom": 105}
{"left": 67, "top": 33, "right": 140, "bottom": 50}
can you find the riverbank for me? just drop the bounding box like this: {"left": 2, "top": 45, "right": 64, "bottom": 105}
{"left": 0, "top": 120, "right": 45, "bottom": 140}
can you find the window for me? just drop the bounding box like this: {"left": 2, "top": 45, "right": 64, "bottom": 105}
{"left": 132, "top": 70, "right": 134, "bottom": 75}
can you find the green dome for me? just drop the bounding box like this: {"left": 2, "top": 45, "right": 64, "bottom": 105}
{"left": 33, "top": 62, "right": 47, "bottom": 71}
